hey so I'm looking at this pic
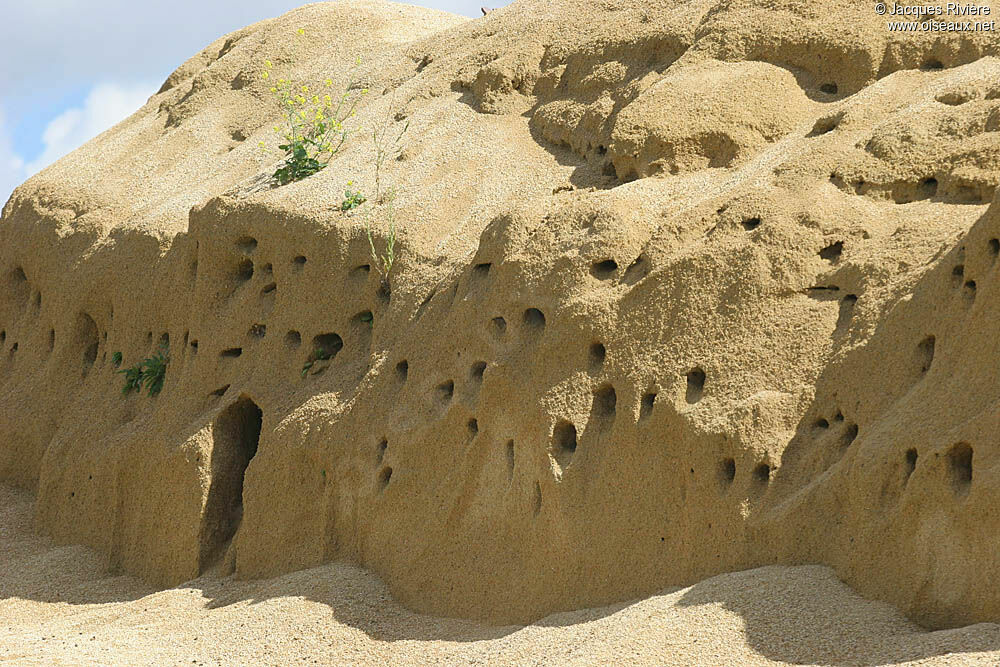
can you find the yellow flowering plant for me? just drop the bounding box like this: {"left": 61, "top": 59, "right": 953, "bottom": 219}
{"left": 340, "top": 181, "right": 367, "bottom": 211}
{"left": 261, "top": 38, "right": 367, "bottom": 185}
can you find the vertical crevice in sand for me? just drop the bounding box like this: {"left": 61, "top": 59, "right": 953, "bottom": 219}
{"left": 199, "top": 396, "right": 262, "bottom": 571}
{"left": 74, "top": 313, "right": 100, "bottom": 377}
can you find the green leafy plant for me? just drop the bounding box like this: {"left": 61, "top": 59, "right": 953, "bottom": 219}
{"left": 118, "top": 346, "right": 170, "bottom": 397}
{"left": 111, "top": 351, "right": 123, "bottom": 368}
{"left": 366, "top": 198, "right": 397, "bottom": 285}
{"left": 341, "top": 184, "right": 367, "bottom": 211}
{"left": 142, "top": 347, "right": 169, "bottom": 396}
{"left": 119, "top": 364, "right": 144, "bottom": 395}
{"left": 362, "top": 97, "right": 407, "bottom": 291}
{"left": 259, "top": 35, "right": 367, "bottom": 186}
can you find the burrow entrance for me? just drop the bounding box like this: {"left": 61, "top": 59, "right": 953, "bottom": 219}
{"left": 199, "top": 396, "right": 262, "bottom": 570}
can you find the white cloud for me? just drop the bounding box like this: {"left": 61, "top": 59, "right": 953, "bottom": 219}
{"left": 0, "top": 111, "right": 27, "bottom": 210}
{"left": 24, "top": 80, "right": 158, "bottom": 175}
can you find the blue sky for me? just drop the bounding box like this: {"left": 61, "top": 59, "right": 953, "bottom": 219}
{"left": 0, "top": 1, "right": 509, "bottom": 206}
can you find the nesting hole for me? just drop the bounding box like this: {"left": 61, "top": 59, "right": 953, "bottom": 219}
{"left": 922, "top": 59, "right": 945, "bottom": 71}
{"left": 467, "top": 418, "right": 479, "bottom": 437}
{"left": 921, "top": 177, "right": 939, "bottom": 199}
{"left": 904, "top": 448, "right": 918, "bottom": 484}
{"left": 947, "top": 442, "right": 973, "bottom": 495}
{"left": 819, "top": 241, "right": 844, "bottom": 262}
{"left": 292, "top": 255, "right": 307, "bottom": 268}
{"left": 396, "top": 360, "right": 409, "bottom": 382}
{"left": 752, "top": 463, "right": 771, "bottom": 485}
{"left": 742, "top": 217, "right": 762, "bottom": 231}
{"left": 377, "top": 466, "right": 393, "bottom": 491}
{"left": 622, "top": 254, "right": 651, "bottom": 284}
{"left": 963, "top": 281, "right": 977, "bottom": 300}
{"left": 248, "top": 324, "right": 266, "bottom": 339}
{"left": 261, "top": 283, "right": 277, "bottom": 295}
{"left": 808, "top": 115, "right": 840, "bottom": 136}
{"left": 376, "top": 438, "right": 388, "bottom": 465}
{"left": 639, "top": 392, "right": 656, "bottom": 421}
{"left": 236, "top": 236, "right": 258, "bottom": 253}
{"left": 841, "top": 423, "right": 859, "bottom": 449}
{"left": 718, "top": 458, "right": 736, "bottom": 488}
{"left": 221, "top": 347, "right": 243, "bottom": 358}
{"left": 523, "top": 308, "right": 546, "bottom": 331}
{"left": 552, "top": 420, "right": 577, "bottom": 471}
{"left": 354, "top": 310, "right": 374, "bottom": 329}
{"left": 491, "top": 317, "right": 507, "bottom": 338}
{"left": 988, "top": 238, "right": 999, "bottom": 259}
{"left": 76, "top": 313, "right": 100, "bottom": 376}
{"left": 951, "top": 264, "right": 965, "bottom": 287}
{"left": 592, "top": 384, "right": 617, "bottom": 418}
{"left": 437, "top": 379, "right": 455, "bottom": 403}
{"left": 686, "top": 367, "right": 706, "bottom": 404}
{"left": 915, "top": 335, "right": 936, "bottom": 375}
{"left": 235, "top": 258, "right": 254, "bottom": 283}
{"left": 470, "top": 361, "right": 486, "bottom": 382}
{"left": 472, "top": 263, "right": 492, "bottom": 279}
{"left": 6, "top": 267, "right": 29, "bottom": 310}
{"left": 284, "top": 330, "right": 301, "bottom": 348}
{"left": 819, "top": 82, "right": 838, "bottom": 95}
{"left": 591, "top": 259, "right": 618, "bottom": 279}
{"left": 836, "top": 294, "right": 858, "bottom": 331}
{"left": 210, "top": 385, "right": 230, "bottom": 398}
{"left": 312, "top": 333, "right": 343, "bottom": 360}
{"left": 589, "top": 342, "right": 606, "bottom": 369}
{"left": 936, "top": 91, "right": 970, "bottom": 106}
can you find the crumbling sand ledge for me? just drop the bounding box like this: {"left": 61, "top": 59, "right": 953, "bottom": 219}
{"left": 2, "top": 0, "right": 1000, "bottom": 635}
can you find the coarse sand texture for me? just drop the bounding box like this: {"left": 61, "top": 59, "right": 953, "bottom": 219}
{"left": 3, "top": 0, "right": 1000, "bottom": 651}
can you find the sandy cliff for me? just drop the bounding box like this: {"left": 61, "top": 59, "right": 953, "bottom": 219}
{"left": 2, "top": 0, "right": 1000, "bottom": 633}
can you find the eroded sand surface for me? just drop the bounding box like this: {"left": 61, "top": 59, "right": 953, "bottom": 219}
{"left": 2, "top": 485, "right": 999, "bottom": 666}
{"left": 4, "top": 0, "right": 1000, "bottom": 661}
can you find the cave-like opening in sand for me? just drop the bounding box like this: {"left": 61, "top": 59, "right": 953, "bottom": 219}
{"left": 199, "top": 396, "right": 262, "bottom": 570}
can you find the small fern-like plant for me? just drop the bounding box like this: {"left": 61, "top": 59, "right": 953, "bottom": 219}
{"left": 119, "top": 363, "right": 144, "bottom": 395}
{"left": 142, "top": 347, "right": 169, "bottom": 396}
{"left": 118, "top": 346, "right": 170, "bottom": 397}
